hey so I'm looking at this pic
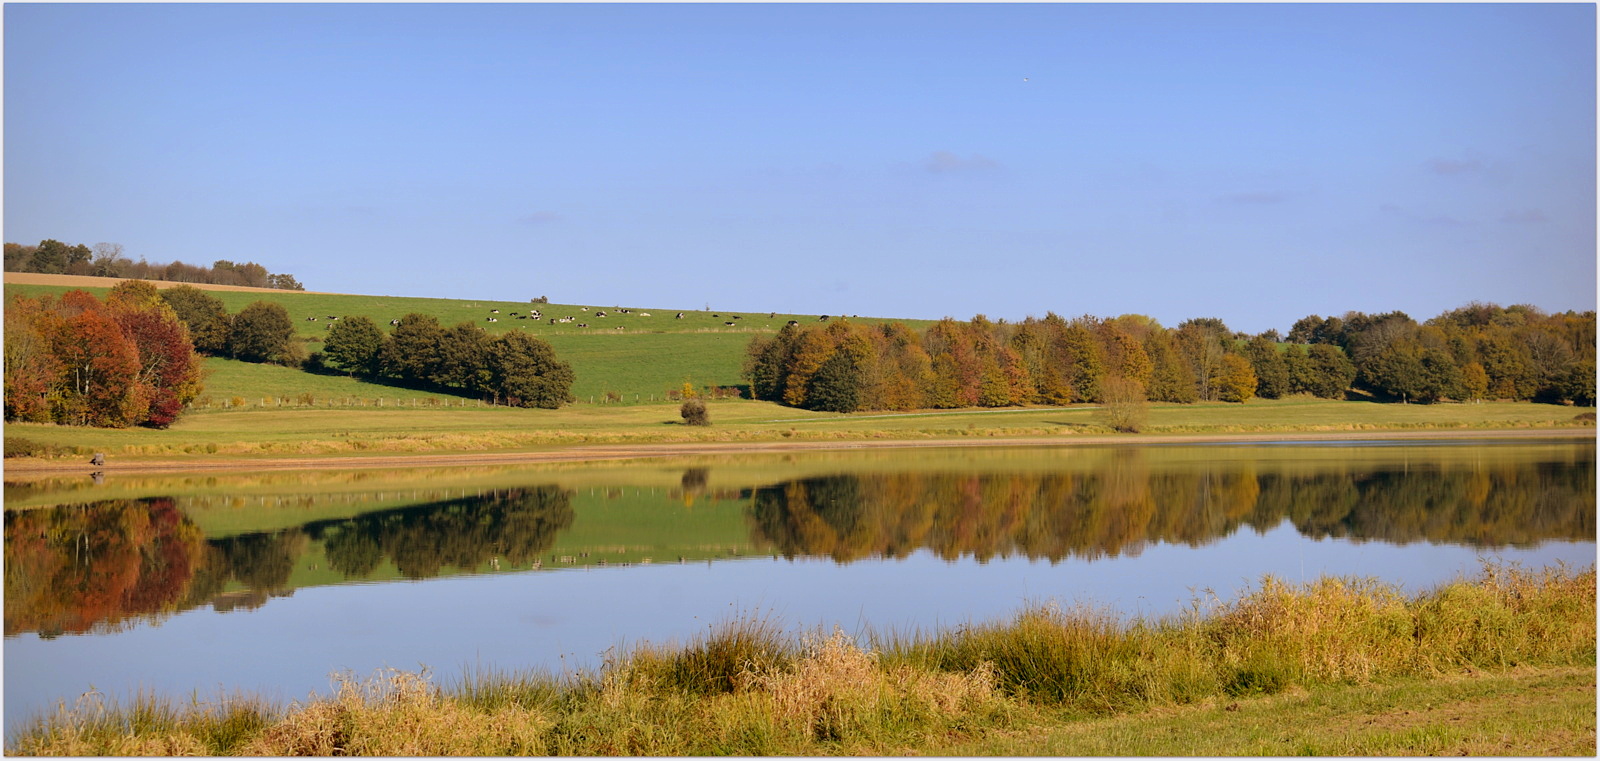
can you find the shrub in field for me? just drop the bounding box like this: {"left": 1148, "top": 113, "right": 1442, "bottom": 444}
{"left": 1098, "top": 376, "right": 1148, "bottom": 433}
{"left": 681, "top": 398, "right": 710, "bottom": 426}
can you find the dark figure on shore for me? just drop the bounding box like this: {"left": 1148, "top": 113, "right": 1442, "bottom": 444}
{"left": 89, "top": 453, "right": 105, "bottom": 466}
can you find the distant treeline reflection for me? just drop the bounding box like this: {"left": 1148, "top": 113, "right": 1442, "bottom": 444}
{"left": 4, "top": 487, "right": 572, "bottom": 637}
{"left": 747, "top": 456, "right": 1596, "bottom": 563}
{"left": 5, "top": 456, "right": 1593, "bottom": 636}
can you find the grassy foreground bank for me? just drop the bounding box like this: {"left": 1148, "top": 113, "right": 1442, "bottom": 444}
{"left": 10, "top": 563, "right": 1593, "bottom": 756}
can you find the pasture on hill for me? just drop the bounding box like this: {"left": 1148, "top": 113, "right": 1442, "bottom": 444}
{"left": 5, "top": 278, "right": 935, "bottom": 404}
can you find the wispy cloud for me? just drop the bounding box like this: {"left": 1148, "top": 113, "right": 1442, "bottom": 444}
{"left": 517, "top": 211, "right": 565, "bottom": 225}
{"left": 1500, "top": 209, "right": 1547, "bottom": 224}
{"left": 923, "top": 151, "right": 999, "bottom": 174}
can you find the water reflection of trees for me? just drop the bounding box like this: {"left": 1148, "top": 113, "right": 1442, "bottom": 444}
{"left": 748, "top": 456, "right": 1596, "bottom": 563}
{"left": 314, "top": 486, "right": 574, "bottom": 580}
{"left": 4, "top": 498, "right": 210, "bottom": 637}
{"left": 3, "top": 487, "right": 574, "bottom": 636}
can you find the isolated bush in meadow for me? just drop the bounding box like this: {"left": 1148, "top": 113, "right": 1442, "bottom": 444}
{"left": 680, "top": 398, "right": 711, "bottom": 426}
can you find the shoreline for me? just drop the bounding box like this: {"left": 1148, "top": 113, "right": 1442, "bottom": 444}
{"left": 4, "top": 426, "right": 1591, "bottom": 478}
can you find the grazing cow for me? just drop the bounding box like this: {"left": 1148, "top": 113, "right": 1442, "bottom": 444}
{"left": 724, "top": 321, "right": 736, "bottom": 326}
{"left": 491, "top": 309, "right": 499, "bottom": 313}
{"left": 581, "top": 307, "right": 588, "bottom": 311}
{"left": 732, "top": 315, "right": 742, "bottom": 319}
{"left": 487, "top": 317, "right": 498, "bottom": 322}
{"left": 639, "top": 312, "right": 650, "bottom": 317}
{"left": 390, "top": 319, "right": 401, "bottom": 326}
{"left": 578, "top": 323, "right": 588, "bottom": 328}
{"left": 615, "top": 326, "right": 625, "bottom": 330}
{"left": 770, "top": 312, "right": 776, "bottom": 318}
{"left": 675, "top": 313, "right": 684, "bottom": 319}
{"left": 327, "top": 315, "right": 338, "bottom": 320}
{"left": 620, "top": 308, "right": 630, "bottom": 313}
{"left": 787, "top": 320, "right": 799, "bottom": 327}
{"left": 819, "top": 315, "right": 830, "bottom": 321}
{"left": 596, "top": 311, "right": 607, "bottom": 317}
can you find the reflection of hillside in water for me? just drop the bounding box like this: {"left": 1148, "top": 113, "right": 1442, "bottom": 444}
{"left": 748, "top": 453, "right": 1597, "bottom": 563}
{"left": 3, "top": 488, "right": 573, "bottom": 637}
{"left": 5, "top": 452, "right": 1594, "bottom": 637}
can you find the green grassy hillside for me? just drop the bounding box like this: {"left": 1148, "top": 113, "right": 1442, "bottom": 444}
{"left": 5, "top": 281, "right": 936, "bottom": 404}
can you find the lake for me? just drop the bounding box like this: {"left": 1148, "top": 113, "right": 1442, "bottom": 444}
{"left": 4, "top": 438, "right": 1594, "bottom": 731}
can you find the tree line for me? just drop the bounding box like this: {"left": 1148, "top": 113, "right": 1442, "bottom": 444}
{"left": 2, "top": 487, "right": 574, "bottom": 636}
{"left": 165, "top": 285, "right": 577, "bottom": 408}
{"left": 4, "top": 239, "right": 304, "bottom": 290}
{"left": 5, "top": 282, "right": 579, "bottom": 428}
{"left": 316, "top": 313, "right": 575, "bottom": 408}
{"left": 5, "top": 282, "right": 203, "bottom": 428}
{"left": 747, "top": 456, "right": 1595, "bottom": 564}
{"left": 745, "top": 304, "right": 1595, "bottom": 414}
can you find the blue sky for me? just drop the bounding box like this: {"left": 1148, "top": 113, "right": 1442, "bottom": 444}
{"left": 6, "top": 3, "right": 1595, "bottom": 334}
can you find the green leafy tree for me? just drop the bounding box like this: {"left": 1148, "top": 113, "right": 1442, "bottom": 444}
{"left": 29, "top": 239, "right": 73, "bottom": 274}
{"left": 322, "top": 316, "right": 385, "bottom": 377}
{"left": 1244, "top": 336, "right": 1289, "bottom": 399}
{"left": 1057, "top": 323, "right": 1105, "bottom": 403}
{"left": 1305, "top": 344, "right": 1356, "bottom": 399}
{"left": 744, "top": 325, "right": 798, "bottom": 402}
{"left": 159, "top": 285, "right": 231, "bottom": 355}
{"left": 1557, "top": 360, "right": 1595, "bottom": 406}
{"left": 432, "top": 322, "right": 492, "bottom": 392}
{"left": 228, "top": 301, "right": 297, "bottom": 365}
{"left": 487, "top": 331, "right": 574, "bottom": 408}
{"left": 807, "top": 341, "right": 868, "bottom": 413}
{"left": 381, "top": 313, "right": 444, "bottom": 384}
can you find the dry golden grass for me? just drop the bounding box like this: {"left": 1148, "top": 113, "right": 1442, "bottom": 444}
{"left": 9, "top": 563, "right": 1592, "bottom": 756}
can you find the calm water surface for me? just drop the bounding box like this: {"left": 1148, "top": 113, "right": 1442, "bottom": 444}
{"left": 4, "top": 439, "right": 1594, "bottom": 730}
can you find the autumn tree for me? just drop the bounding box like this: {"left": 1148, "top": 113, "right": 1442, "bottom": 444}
{"left": 1215, "top": 353, "right": 1258, "bottom": 403}
{"left": 107, "top": 284, "right": 202, "bottom": 427}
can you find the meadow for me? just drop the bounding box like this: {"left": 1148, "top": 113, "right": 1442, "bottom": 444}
{"left": 4, "top": 276, "right": 1594, "bottom": 465}
{"left": 7, "top": 562, "right": 1593, "bottom": 756}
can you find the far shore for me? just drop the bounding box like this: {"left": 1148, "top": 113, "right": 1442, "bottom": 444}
{"left": 4, "top": 426, "right": 1590, "bottom": 479}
